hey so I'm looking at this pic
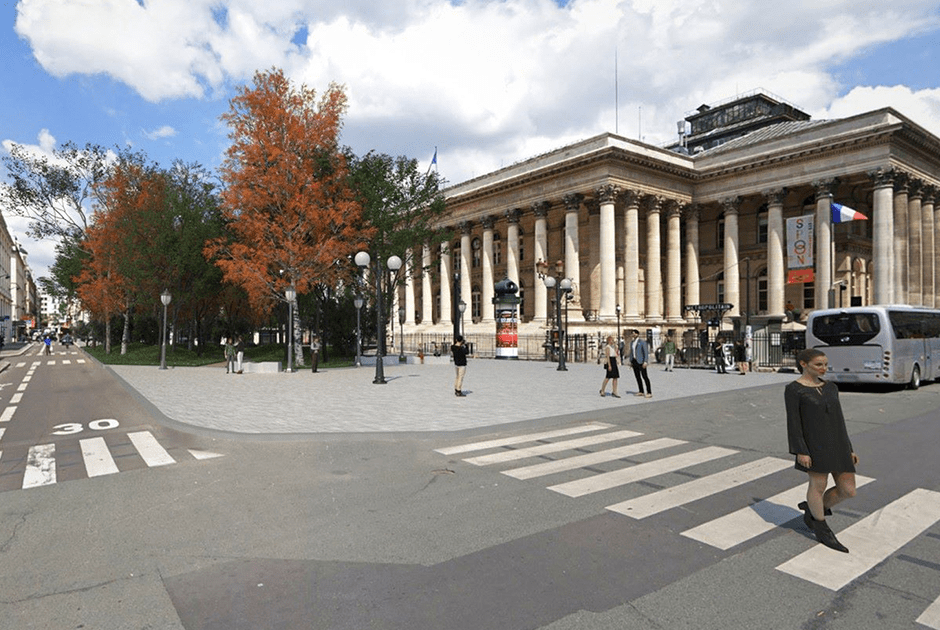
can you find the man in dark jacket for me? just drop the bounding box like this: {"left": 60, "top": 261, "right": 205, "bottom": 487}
{"left": 451, "top": 335, "right": 469, "bottom": 397}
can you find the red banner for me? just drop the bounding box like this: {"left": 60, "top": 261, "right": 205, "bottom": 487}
{"left": 787, "top": 268, "right": 814, "bottom": 284}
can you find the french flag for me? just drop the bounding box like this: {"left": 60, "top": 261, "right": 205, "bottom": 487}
{"left": 832, "top": 202, "right": 867, "bottom": 223}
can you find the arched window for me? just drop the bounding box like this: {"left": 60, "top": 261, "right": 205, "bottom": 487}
{"left": 472, "top": 237, "right": 482, "bottom": 268}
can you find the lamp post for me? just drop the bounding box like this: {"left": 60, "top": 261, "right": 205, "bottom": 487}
{"left": 159, "top": 289, "right": 171, "bottom": 370}
{"left": 354, "top": 296, "right": 364, "bottom": 367}
{"left": 458, "top": 300, "right": 467, "bottom": 338}
{"left": 355, "top": 251, "right": 402, "bottom": 384}
{"left": 285, "top": 285, "right": 296, "bottom": 372}
{"left": 543, "top": 276, "right": 572, "bottom": 371}
{"left": 615, "top": 303, "right": 622, "bottom": 351}
{"left": 398, "top": 307, "right": 406, "bottom": 362}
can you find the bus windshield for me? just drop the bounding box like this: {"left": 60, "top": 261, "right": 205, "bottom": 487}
{"left": 810, "top": 312, "right": 881, "bottom": 345}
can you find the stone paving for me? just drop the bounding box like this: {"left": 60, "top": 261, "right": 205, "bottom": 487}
{"left": 107, "top": 359, "right": 794, "bottom": 436}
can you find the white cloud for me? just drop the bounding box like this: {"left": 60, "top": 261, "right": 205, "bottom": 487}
{"left": 11, "top": 0, "right": 940, "bottom": 184}
{"left": 819, "top": 85, "right": 940, "bottom": 138}
{"left": 142, "top": 125, "right": 178, "bottom": 141}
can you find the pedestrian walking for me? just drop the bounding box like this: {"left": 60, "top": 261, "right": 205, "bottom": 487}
{"left": 712, "top": 335, "right": 727, "bottom": 374}
{"left": 224, "top": 337, "right": 236, "bottom": 374}
{"left": 734, "top": 338, "right": 748, "bottom": 375}
{"left": 235, "top": 336, "right": 245, "bottom": 374}
{"left": 626, "top": 329, "right": 652, "bottom": 398}
{"left": 786, "top": 348, "right": 858, "bottom": 553}
{"left": 451, "top": 335, "right": 469, "bottom": 397}
{"left": 662, "top": 334, "right": 677, "bottom": 372}
{"left": 598, "top": 335, "right": 620, "bottom": 398}
{"left": 310, "top": 335, "right": 321, "bottom": 373}
{"left": 43, "top": 335, "right": 52, "bottom": 355}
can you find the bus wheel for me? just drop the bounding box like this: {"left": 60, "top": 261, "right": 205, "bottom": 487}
{"left": 909, "top": 365, "right": 921, "bottom": 390}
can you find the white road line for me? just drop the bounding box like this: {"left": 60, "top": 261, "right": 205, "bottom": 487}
{"left": 917, "top": 593, "right": 940, "bottom": 629}
{"left": 777, "top": 488, "right": 940, "bottom": 591}
{"left": 80, "top": 437, "right": 120, "bottom": 477}
{"left": 189, "top": 449, "right": 224, "bottom": 460}
{"left": 22, "top": 375, "right": 31, "bottom": 382}
{"left": 608, "top": 457, "right": 793, "bottom": 519}
{"left": 127, "top": 431, "right": 175, "bottom": 467}
{"left": 23, "top": 444, "right": 56, "bottom": 488}
{"left": 0, "top": 407, "right": 15, "bottom": 423}
{"left": 548, "top": 446, "right": 738, "bottom": 498}
{"left": 10, "top": 393, "right": 22, "bottom": 404}
{"left": 77, "top": 360, "right": 86, "bottom": 364}
{"left": 682, "top": 476, "right": 876, "bottom": 550}
{"left": 504, "top": 437, "right": 688, "bottom": 480}
{"left": 16, "top": 382, "right": 28, "bottom": 392}
{"left": 0, "top": 427, "right": 5, "bottom": 441}
{"left": 15, "top": 362, "right": 25, "bottom": 368}
{"left": 47, "top": 361, "right": 56, "bottom": 366}
{"left": 62, "top": 360, "right": 71, "bottom": 365}
{"left": 435, "top": 423, "right": 615, "bottom": 456}
{"left": 464, "top": 429, "right": 644, "bottom": 466}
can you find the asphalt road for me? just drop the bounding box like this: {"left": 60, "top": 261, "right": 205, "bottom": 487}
{"left": 1, "top": 345, "right": 939, "bottom": 629}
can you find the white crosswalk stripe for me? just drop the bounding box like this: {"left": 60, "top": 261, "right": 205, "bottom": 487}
{"left": 23, "top": 444, "right": 56, "bottom": 488}
{"left": 777, "top": 488, "right": 940, "bottom": 591}
{"left": 81, "top": 437, "right": 120, "bottom": 477}
{"left": 682, "top": 476, "right": 876, "bottom": 550}
{"left": 504, "top": 437, "right": 687, "bottom": 480}
{"left": 127, "top": 431, "right": 176, "bottom": 466}
{"left": 464, "top": 429, "right": 643, "bottom": 466}
{"left": 917, "top": 594, "right": 940, "bottom": 629}
{"left": 435, "top": 423, "right": 615, "bottom": 456}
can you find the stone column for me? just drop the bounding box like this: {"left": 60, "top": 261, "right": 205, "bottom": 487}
{"left": 665, "top": 200, "right": 683, "bottom": 322}
{"left": 505, "top": 208, "right": 521, "bottom": 287}
{"left": 925, "top": 187, "right": 939, "bottom": 307}
{"left": 404, "top": 247, "right": 416, "bottom": 325}
{"left": 722, "top": 197, "right": 741, "bottom": 317}
{"left": 644, "top": 195, "right": 664, "bottom": 321}
{"left": 812, "top": 181, "right": 835, "bottom": 310}
{"left": 563, "top": 193, "right": 584, "bottom": 318}
{"left": 908, "top": 180, "right": 924, "bottom": 306}
{"left": 893, "top": 173, "right": 910, "bottom": 304}
{"left": 587, "top": 200, "right": 601, "bottom": 316}
{"left": 481, "top": 216, "right": 495, "bottom": 322}
{"left": 597, "top": 184, "right": 620, "bottom": 319}
{"left": 684, "top": 205, "right": 700, "bottom": 317}
{"left": 533, "top": 202, "right": 549, "bottom": 323}
{"left": 459, "top": 221, "right": 472, "bottom": 323}
{"left": 622, "top": 190, "right": 641, "bottom": 319}
{"left": 439, "top": 241, "right": 452, "bottom": 327}
{"left": 868, "top": 168, "right": 894, "bottom": 305}
{"left": 764, "top": 188, "right": 787, "bottom": 318}
{"left": 421, "top": 244, "right": 433, "bottom": 324}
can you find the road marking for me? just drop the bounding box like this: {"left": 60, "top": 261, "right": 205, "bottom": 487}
{"left": 435, "top": 423, "right": 615, "bottom": 456}
{"left": 0, "top": 427, "right": 5, "bottom": 441}
{"left": 47, "top": 361, "right": 55, "bottom": 366}
{"left": 682, "top": 476, "right": 876, "bottom": 550}
{"left": 80, "top": 437, "right": 120, "bottom": 477}
{"left": 23, "top": 444, "right": 56, "bottom": 488}
{"left": 15, "top": 362, "right": 25, "bottom": 368}
{"left": 128, "top": 431, "right": 176, "bottom": 467}
{"left": 189, "top": 449, "right": 224, "bottom": 460}
{"left": 777, "top": 488, "right": 940, "bottom": 591}
{"left": 16, "top": 382, "right": 28, "bottom": 392}
{"left": 78, "top": 359, "right": 86, "bottom": 364}
{"left": 548, "top": 446, "right": 738, "bottom": 498}
{"left": 62, "top": 360, "right": 71, "bottom": 365}
{"left": 917, "top": 593, "right": 940, "bottom": 629}
{"left": 504, "top": 437, "right": 688, "bottom": 480}
{"left": 607, "top": 457, "right": 793, "bottom": 519}
{"left": 464, "top": 429, "right": 644, "bottom": 466}
{"left": 10, "top": 393, "right": 22, "bottom": 404}
{"left": 0, "top": 407, "right": 15, "bottom": 423}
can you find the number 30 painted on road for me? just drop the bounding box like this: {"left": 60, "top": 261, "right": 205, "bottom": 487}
{"left": 52, "top": 419, "right": 121, "bottom": 435}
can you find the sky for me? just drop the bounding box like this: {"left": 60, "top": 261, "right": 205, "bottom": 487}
{"left": 2, "top": 0, "right": 940, "bottom": 283}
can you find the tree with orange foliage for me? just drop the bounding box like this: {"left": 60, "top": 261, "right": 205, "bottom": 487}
{"left": 207, "top": 68, "right": 367, "bottom": 365}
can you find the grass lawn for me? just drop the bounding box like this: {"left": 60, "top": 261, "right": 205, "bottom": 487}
{"left": 84, "top": 342, "right": 355, "bottom": 368}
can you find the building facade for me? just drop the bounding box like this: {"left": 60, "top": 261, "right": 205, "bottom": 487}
{"left": 397, "top": 93, "right": 940, "bottom": 344}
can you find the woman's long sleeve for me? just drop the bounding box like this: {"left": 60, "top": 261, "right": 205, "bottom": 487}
{"left": 785, "top": 385, "right": 809, "bottom": 456}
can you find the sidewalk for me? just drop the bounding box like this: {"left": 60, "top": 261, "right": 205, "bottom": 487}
{"left": 108, "top": 359, "right": 794, "bottom": 436}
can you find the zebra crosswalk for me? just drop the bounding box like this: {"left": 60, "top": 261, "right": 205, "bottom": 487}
{"left": 0, "top": 430, "right": 223, "bottom": 492}
{"left": 435, "top": 423, "right": 940, "bottom": 628}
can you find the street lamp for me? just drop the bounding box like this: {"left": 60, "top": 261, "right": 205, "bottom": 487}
{"left": 284, "top": 285, "right": 296, "bottom": 372}
{"left": 543, "top": 275, "right": 572, "bottom": 371}
{"left": 398, "top": 306, "right": 406, "bottom": 362}
{"left": 354, "top": 296, "right": 364, "bottom": 367}
{"left": 159, "top": 289, "right": 171, "bottom": 370}
{"left": 458, "top": 300, "right": 467, "bottom": 338}
{"left": 616, "top": 303, "right": 622, "bottom": 356}
{"left": 355, "top": 251, "right": 402, "bottom": 384}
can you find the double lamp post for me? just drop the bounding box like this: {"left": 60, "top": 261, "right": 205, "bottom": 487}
{"left": 355, "top": 250, "right": 402, "bottom": 385}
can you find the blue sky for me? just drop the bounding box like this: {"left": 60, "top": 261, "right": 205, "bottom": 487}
{"left": 3, "top": 0, "right": 940, "bottom": 280}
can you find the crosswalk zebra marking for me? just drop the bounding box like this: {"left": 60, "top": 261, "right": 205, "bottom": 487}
{"left": 16, "top": 382, "right": 28, "bottom": 392}
{"left": 607, "top": 457, "right": 793, "bottom": 519}
{"left": 464, "top": 429, "right": 644, "bottom": 466}
{"left": 435, "top": 423, "right": 615, "bottom": 456}
{"left": 127, "top": 431, "right": 176, "bottom": 467}
{"left": 15, "top": 362, "right": 25, "bottom": 368}
{"left": 548, "top": 445, "right": 738, "bottom": 498}
{"left": 80, "top": 437, "right": 120, "bottom": 477}
{"left": 504, "top": 437, "right": 688, "bottom": 480}
{"left": 23, "top": 444, "right": 56, "bottom": 488}
{"left": 0, "top": 407, "right": 14, "bottom": 423}
{"left": 10, "top": 393, "right": 22, "bottom": 404}
{"left": 62, "top": 360, "right": 72, "bottom": 365}
{"left": 917, "top": 593, "right": 940, "bottom": 629}
{"left": 777, "top": 488, "right": 940, "bottom": 591}
{"left": 682, "top": 476, "right": 877, "bottom": 550}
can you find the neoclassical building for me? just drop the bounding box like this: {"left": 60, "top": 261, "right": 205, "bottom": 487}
{"left": 396, "top": 92, "right": 940, "bottom": 342}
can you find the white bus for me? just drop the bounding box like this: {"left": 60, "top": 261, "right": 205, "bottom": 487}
{"left": 805, "top": 305, "right": 940, "bottom": 389}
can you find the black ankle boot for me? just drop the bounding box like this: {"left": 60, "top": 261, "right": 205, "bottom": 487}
{"left": 798, "top": 501, "right": 831, "bottom": 530}
{"left": 811, "top": 518, "right": 849, "bottom": 553}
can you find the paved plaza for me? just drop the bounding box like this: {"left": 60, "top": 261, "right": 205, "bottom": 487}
{"left": 105, "top": 358, "right": 794, "bottom": 436}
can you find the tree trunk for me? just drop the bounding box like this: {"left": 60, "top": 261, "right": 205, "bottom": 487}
{"left": 121, "top": 308, "right": 130, "bottom": 355}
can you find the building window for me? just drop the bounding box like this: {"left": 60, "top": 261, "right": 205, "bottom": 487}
{"left": 803, "top": 282, "right": 815, "bottom": 310}
{"left": 518, "top": 281, "right": 525, "bottom": 321}
{"left": 472, "top": 237, "right": 482, "bottom": 269}
{"left": 717, "top": 214, "right": 725, "bottom": 249}
{"left": 453, "top": 241, "right": 461, "bottom": 272}
{"left": 493, "top": 232, "right": 502, "bottom": 266}
{"left": 717, "top": 272, "right": 725, "bottom": 304}
{"left": 757, "top": 206, "right": 768, "bottom": 244}
{"left": 518, "top": 230, "right": 525, "bottom": 261}
{"left": 757, "top": 268, "right": 768, "bottom": 312}
{"left": 471, "top": 285, "right": 481, "bottom": 319}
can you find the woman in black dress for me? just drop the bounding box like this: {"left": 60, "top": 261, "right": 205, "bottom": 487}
{"left": 599, "top": 336, "right": 621, "bottom": 398}
{"left": 786, "top": 348, "right": 858, "bottom": 553}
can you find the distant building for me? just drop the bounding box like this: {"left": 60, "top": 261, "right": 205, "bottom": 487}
{"left": 396, "top": 91, "right": 939, "bottom": 343}
{"left": 0, "top": 212, "right": 39, "bottom": 341}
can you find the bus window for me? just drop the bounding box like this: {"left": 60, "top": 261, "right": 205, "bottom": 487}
{"left": 888, "top": 310, "right": 925, "bottom": 339}
{"left": 811, "top": 312, "right": 880, "bottom": 345}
